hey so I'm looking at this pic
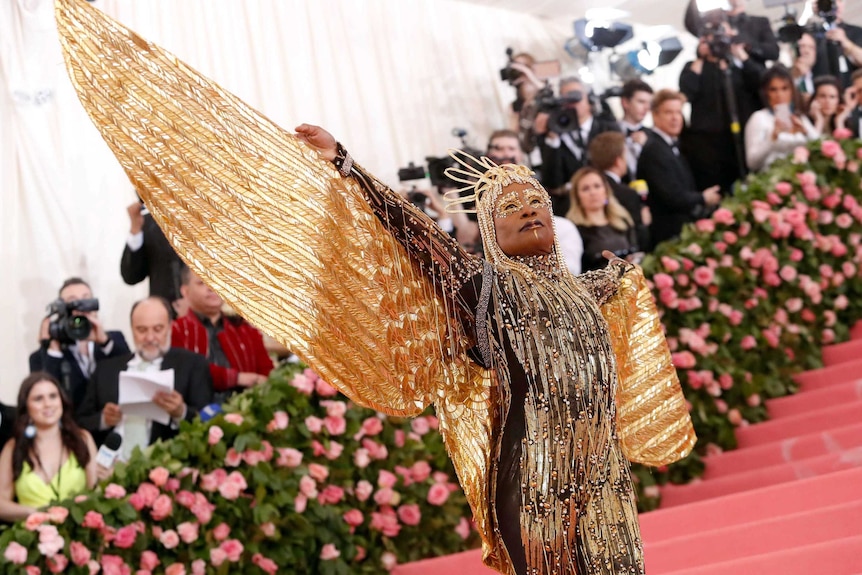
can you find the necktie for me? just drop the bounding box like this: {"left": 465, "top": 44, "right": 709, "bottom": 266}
{"left": 671, "top": 139, "right": 680, "bottom": 156}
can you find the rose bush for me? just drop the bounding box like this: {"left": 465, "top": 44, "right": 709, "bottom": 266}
{"left": 630, "top": 133, "right": 862, "bottom": 508}
{"left": 0, "top": 364, "right": 479, "bottom": 574}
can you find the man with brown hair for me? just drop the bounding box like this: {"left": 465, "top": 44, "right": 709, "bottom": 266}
{"left": 637, "top": 90, "right": 721, "bottom": 246}
{"left": 588, "top": 132, "right": 651, "bottom": 252}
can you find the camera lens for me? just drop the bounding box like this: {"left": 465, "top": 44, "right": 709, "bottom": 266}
{"left": 66, "top": 316, "right": 92, "bottom": 341}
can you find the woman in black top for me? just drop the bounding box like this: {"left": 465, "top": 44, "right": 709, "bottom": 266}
{"left": 567, "top": 167, "right": 638, "bottom": 272}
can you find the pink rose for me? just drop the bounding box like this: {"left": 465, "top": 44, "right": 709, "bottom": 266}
{"left": 140, "top": 550, "right": 160, "bottom": 571}
{"left": 26, "top": 567, "right": 40, "bottom": 575}
{"left": 305, "top": 416, "right": 324, "bottom": 433}
{"left": 374, "top": 487, "right": 400, "bottom": 506}
{"left": 165, "top": 565, "right": 185, "bottom": 575}
{"left": 362, "top": 438, "right": 388, "bottom": 460}
{"left": 455, "top": 517, "right": 471, "bottom": 540}
{"left": 210, "top": 548, "right": 228, "bottom": 568}
{"left": 87, "top": 560, "right": 100, "bottom": 575}
{"left": 774, "top": 182, "right": 792, "bottom": 196}
{"left": 276, "top": 447, "right": 304, "bottom": 467}
{"left": 218, "top": 471, "right": 248, "bottom": 500}
{"left": 260, "top": 522, "right": 276, "bottom": 537}
{"left": 38, "top": 524, "right": 65, "bottom": 557}
{"left": 252, "top": 554, "right": 279, "bottom": 575}
{"left": 294, "top": 494, "right": 308, "bottom": 513}
{"left": 793, "top": 147, "right": 810, "bottom": 164}
{"left": 394, "top": 429, "right": 405, "bottom": 448}
{"left": 136, "top": 483, "right": 160, "bottom": 508}
{"left": 46, "top": 506, "right": 69, "bottom": 524}
{"left": 381, "top": 551, "right": 398, "bottom": 571}
{"left": 69, "top": 541, "right": 91, "bottom": 566}
{"left": 224, "top": 448, "right": 242, "bottom": 467}
{"left": 300, "top": 475, "right": 318, "bottom": 498}
{"left": 320, "top": 544, "right": 341, "bottom": 561}
{"left": 4, "top": 541, "right": 28, "bottom": 564}
{"left": 370, "top": 509, "right": 402, "bottom": 537}
{"left": 378, "top": 469, "right": 398, "bottom": 488}
{"left": 693, "top": 266, "right": 715, "bottom": 287}
{"left": 308, "top": 463, "right": 330, "bottom": 482}
{"left": 291, "top": 373, "right": 315, "bottom": 395}
{"left": 113, "top": 525, "right": 138, "bottom": 549}
{"left": 315, "top": 379, "right": 339, "bottom": 397}
{"left": 324, "top": 415, "right": 346, "bottom": 435}
{"left": 728, "top": 409, "right": 743, "bottom": 425}
{"left": 224, "top": 413, "right": 244, "bottom": 426}
{"left": 740, "top": 335, "right": 757, "bottom": 351}
{"left": 177, "top": 521, "right": 199, "bottom": 544}
{"left": 661, "top": 256, "right": 680, "bottom": 272}
{"left": 325, "top": 441, "right": 344, "bottom": 460}
{"left": 160, "top": 529, "right": 180, "bottom": 549}
{"left": 267, "top": 411, "right": 289, "bottom": 431}
{"left": 220, "top": 539, "right": 244, "bottom": 562}
{"left": 653, "top": 273, "right": 674, "bottom": 290}
{"left": 411, "top": 460, "right": 432, "bottom": 482}
{"left": 212, "top": 522, "right": 231, "bottom": 541}
{"left": 320, "top": 400, "right": 348, "bottom": 418}
{"left": 355, "top": 480, "right": 373, "bottom": 502}
{"left": 353, "top": 448, "right": 371, "bottom": 468}
{"left": 47, "top": 555, "right": 68, "bottom": 574}
{"left": 149, "top": 467, "right": 170, "bottom": 487}
{"left": 208, "top": 426, "right": 224, "bottom": 445}
{"left": 150, "top": 494, "right": 173, "bottom": 521}
{"left": 427, "top": 483, "right": 450, "bottom": 506}
{"left": 695, "top": 218, "right": 715, "bottom": 233}
{"left": 191, "top": 559, "right": 207, "bottom": 575}
{"left": 671, "top": 351, "right": 696, "bottom": 369}
{"left": 821, "top": 139, "right": 841, "bottom": 158}
{"left": 355, "top": 546, "right": 367, "bottom": 562}
{"left": 343, "top": 509, "right": 364, "bottom": 527}
{"left": 82, "top": 511, "right": 105, "bottom": 530}
{"left": 834, "top": 127, "right": 853, "bottom": 140}
{"left": 104, "top": 483, "right": 127, "bottom": 499}
{"left": 397, "top": 503, "right": 422, "bottom": 526}
{"left": 101, "top": 555, "right": 131, "bottom": 575}
{"left": 318, "top": 485, "right": 345, "bottom": 505}
{"left": 360, "top": 416, "right": 384, "bottom": 437}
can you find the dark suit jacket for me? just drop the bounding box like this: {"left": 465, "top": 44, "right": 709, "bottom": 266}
{"left": 607, "top": 177, "right": 650, "bottom": 252}
{"left": 637, "top": 130, "right": 707, "bottom": 246}
{"left": 846, "top": 107, "right": 862, "bottom": 138}
{"left": 120, "top": 213, "right": 184, "bottom": 303}
{"left": 75, "top": 347, "right": 213, "bottom": 446}
{"left": 730, "top": 13, "right": 780, "bottom": 65}
{"left": 0, "top": 403, "right": 15, "bottom": 451}
{"left": 813, "top": 23, "right": 862, "bottom": 88}
{"left": 29, "top": 331, "right": 130, "bottom": 410}
{"left": 539, "top": 116, "right": 621, "bottom": 191}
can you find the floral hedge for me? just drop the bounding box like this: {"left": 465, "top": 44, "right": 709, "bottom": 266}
{"left": 3, "top": 134, "right": 862, "bottom": 572}
{"left": 631, "top": 132, "right": 862, "bottom": 507}
{"left": 0, "top": 366, "right": 479, "bottom": 574}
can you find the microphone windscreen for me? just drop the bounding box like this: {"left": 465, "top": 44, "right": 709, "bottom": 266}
{"left": 103, "top": 432, "right": 123, "bottom": 451}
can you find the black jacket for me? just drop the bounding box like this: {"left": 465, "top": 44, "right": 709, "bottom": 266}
{"left": 120, "top": 213, "right": 184, "bottom": 303}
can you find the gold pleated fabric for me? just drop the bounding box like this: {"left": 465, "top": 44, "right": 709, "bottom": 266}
{"left": 601, "top": 267, "right": 696, "bottom": 467}
{"left": 54, "top": 0, "right": 503, "bottom": 565}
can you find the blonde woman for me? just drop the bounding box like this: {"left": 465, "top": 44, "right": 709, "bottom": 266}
{"left": 567, "top": 167, "right": 639, "bottom": 272}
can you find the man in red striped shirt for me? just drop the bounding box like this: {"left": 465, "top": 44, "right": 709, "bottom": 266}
{"left": 171, "top": 267, "right": 274, "bottom": 403}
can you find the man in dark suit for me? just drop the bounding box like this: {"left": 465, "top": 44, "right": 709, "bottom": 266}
{"left": 29, "top": 277, "right": 130, "bottom": 410}
{"left": 121, "top": 199, "right": 186, "bottom": 316}
{"left": 76, "top": 297, "right": 212, "bottom": 455}
{"left": 726, "top": 0, "right": 780, "bottom": 65}
{"left": 535, "top": 76, "right": 620, "bottom": 216}
{"left": 812, "top": 0, "right": 862, "bottom": 89}
{"left": 588, "top": 132, "right": 651, "bottom": 252}
{"left": 845, "top": 69, "right": 862, "bottom": 137}
{"left": 637, "top": 90, "right": 722, "bottom": 247}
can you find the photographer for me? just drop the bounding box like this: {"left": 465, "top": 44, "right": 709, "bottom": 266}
{"left": 29, "top": 278, "right": 130, "bottom": 410}
{"left": 812, "top": 0, "right": 862, "bottom": 88}
{"left": 679, "top": 19, "right": 764, "bottom": 194}
{"left": 535, "top": 76, "right": 620, "bottom": 217}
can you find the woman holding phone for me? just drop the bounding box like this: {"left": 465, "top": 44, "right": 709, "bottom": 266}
{"left": 744, "top": 64, "right": 819, "bottom": 172}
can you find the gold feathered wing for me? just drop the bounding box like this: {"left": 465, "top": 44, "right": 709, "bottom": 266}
{"left": 55, "top": 0, "right": 502, "bottom": 566}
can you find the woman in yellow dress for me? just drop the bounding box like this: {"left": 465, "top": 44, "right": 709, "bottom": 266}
{"left": 0, "top": 372, "right": 98, "bottom": 521}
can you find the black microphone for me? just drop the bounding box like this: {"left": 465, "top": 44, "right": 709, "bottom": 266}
{"left": 96, "top": 432, "right": 123, "bottom": 468}
{"left": 451, "top": 128, "right": 468, "bottom": 138}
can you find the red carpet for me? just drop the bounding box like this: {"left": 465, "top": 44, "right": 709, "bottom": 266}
{"left": 393, "top": 329, "right": 862, "bottom": 575}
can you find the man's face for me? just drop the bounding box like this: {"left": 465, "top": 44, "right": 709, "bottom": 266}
{"left": 852, "top": 77, "right": 862, "bottom": 107}
{"left": 836, "top": 0, "right": 844, "bottom": 20}
{"left": 797, "top": 34, "right": 816, "bottom": 67}
{"left": 132, "top": 300, "right": 171, "bottom": 361}
{"left": 652, "top": 99, "right": 684, "bottom": 138}
{"left": 560, "top": 81, "right": 591, "bottom": 122}
{"left": 622, "top": 90, "right": 653, "bottom": 124}
{"left": 59, "top": 283, "right": 91, "bottom": 304}
{"left": 182, "top": 272, "right": 223, "bottom": 315}
{"left": 488, "top": 136, "right": 523, "bottom": 165}
{"left": 492, "top": 182, "right": 555, "bottom": 258}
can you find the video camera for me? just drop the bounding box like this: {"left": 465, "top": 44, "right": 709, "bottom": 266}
{"left": 700, "top": 9, "right": 736, "bottom": 61}
{"left": 499, "top": 48, "right": 523, "bottom": 86}
{"left": 397, "top": 162, "right": 429, "bottom": 209}
{"left": 46, "top": 298, "right": 99, "bottom": 345}
{"left": 535, "top": 85, "right": 583, "bottom": 135}
{"left": 776, "top": 0, "right": 839, "bottom": 43}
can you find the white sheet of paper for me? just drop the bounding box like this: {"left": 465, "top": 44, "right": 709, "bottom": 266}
{"left": 118, "top": 369, "right": 175, "bottom": 426}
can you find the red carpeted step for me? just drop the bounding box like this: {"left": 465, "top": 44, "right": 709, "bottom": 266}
{"left": 765, "top": 379, "right": 862, "bottom": 418}
{"left": 792, "top": 359, "right": 862, "bottom": 392}
{"left": 659, "top": 450, "right": 862, "bottom": 507}
{"left": 658, "top": 535, "right": 862, "bottom": 575}
{"left": 851, "top": 320, "right": 862, "bottom": 340}
{"left": 390, "top": 549, "right": 494, "bottom": 575}
{"left": 643, "top": 469, "right": 862, "bottom": 540}
{"left": 735, "top": 402, "right": 862, "bottom": 449}
{"left": 822, "top": 338, "right": 862, "bottom": 367}
{"left": 702, "top": 422, "right": 862, "bottom": 479}
{"left": 644, "top": 500, "right": 862, "bottom": 573}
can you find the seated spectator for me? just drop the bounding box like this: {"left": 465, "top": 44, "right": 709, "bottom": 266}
{"left": 637, "top": 89, "right": 722, "bottom": 246}
{"left": 807, "top": 75, "right": 851, "bottom": 136}
{"left": 745, "top": 65, "right": 819, "bottom": 172}
{"left": 121, "top": 198, "right": 187, "bottom": 317}
{"left": 588, "top": 131, "right": 651, "bottom": 252}
{"left": 76, "top": 297, "right": 213, "bottom": 457}
{"left": 172, "top": 267, "right": 274, "bottom": 403}
{"left": 566, "top": 167, "right": 639, "bottom": 272}
{"left": 486, "top": 129, "right": 583, "bottom": 274}
{"left": 842, "top": 69, "right": 862, "bottom": 137}
{"left": 29, "top": 277, "right": 130, "bottom": 411}
{"left": 792, "top": 33, "right": 817, "bottom": 104}
{"left": 0, "top": 373, "right": 98, "bottom": 521}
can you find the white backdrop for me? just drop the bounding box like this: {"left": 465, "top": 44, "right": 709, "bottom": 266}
{"left": 0, "top": 0, "right": 700, "bottom": 403}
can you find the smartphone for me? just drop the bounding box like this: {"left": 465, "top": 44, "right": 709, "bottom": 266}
{"left": 773, "top": 103, "right": 792, "bottom": 125}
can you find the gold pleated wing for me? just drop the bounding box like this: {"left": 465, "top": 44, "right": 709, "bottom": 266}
{"left": 55, "top": 0, "right": 455, "bottom": 417}
{"left": 601, "top": 267, "right": 696, "bottom": 467}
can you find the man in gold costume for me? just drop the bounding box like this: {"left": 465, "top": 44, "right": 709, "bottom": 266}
{"left": 53, "top": 1, "right": 694, "bottom": 573}
{"left": 296, "top": 124, "right": 645, "bottom": 575}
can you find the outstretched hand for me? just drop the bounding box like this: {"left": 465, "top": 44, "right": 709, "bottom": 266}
{"left": 295, "top": 124, "right": 338, "bottom": 161}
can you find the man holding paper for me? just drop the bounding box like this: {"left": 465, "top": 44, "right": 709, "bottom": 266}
{"left": 76, "top": 297, "right": 213, "bottom": 459}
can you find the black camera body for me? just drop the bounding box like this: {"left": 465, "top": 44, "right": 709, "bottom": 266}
{"left": 47, "top": 298, "right": 99, "bottom": 345}
{"left": 699, "top": 9, "right": 736, "bottom": 61}
{"left": 536, "top": 86, "right": 583, "bottom": 135}
{"left": 817, "top": 0, "right": 838, "bottom": 26}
